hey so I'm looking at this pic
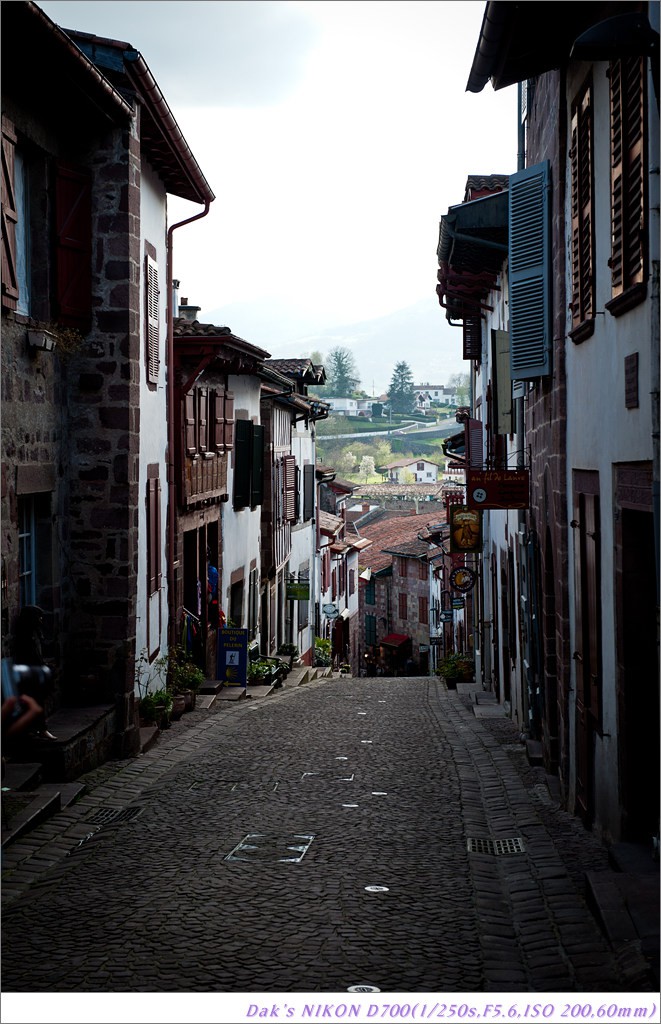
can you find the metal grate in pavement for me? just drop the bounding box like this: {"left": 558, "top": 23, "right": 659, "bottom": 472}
{"left": 225, "top": 832, "right": 315, "bottom": 863}
{"left": 84, "top": 806, "right": 144, "bottom": 826}
{"left": 467, "top": 836, "right": 525, "bottom": 856}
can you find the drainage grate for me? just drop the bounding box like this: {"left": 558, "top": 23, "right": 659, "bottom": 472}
{"left": 84, "top": 806, "right": 144, "bottom": 826}
{"left": 225, "top": 832, "right": 315, "bottom": 863}
{"left": 467, "top": 836, "right": 525, "bottom": 856}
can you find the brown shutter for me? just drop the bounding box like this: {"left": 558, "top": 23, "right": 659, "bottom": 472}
{"left": 570, "top": 83, "right": 594, "bottom": 326}
{"left": 1, "top": 117, "right": 19, "bottom": 309}
{"left": 146, "top": 255, "right": 160, "bottom": 384}
{"left": 283, "top": 455, "right": 297, "bottom": 521}
{"left": 609, "top": 57, "right": 645, "bottom": 296}
{"left": 185, "top": 392, "right": 197, "bottom": 455}
{"left": 224, "top": 390, "right": 234, "bottom": 450}
{"left": 198, "top": 387, "right": 208, "bottom": 453}
{"left": 55, "top": 161, "right": 92, "bottom": 329}
{"left": 212, "top": 389, "right": 225, "bottom": 452}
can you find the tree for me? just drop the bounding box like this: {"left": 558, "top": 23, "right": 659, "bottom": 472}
{"left": 388, "top": 361, "right": 415, "bottom": 414}
{"left": 359, "top": 455, "right": 376, "bottom": 483}
{"left": 447, "top": 372, "right": 469, "bottom": 407}
{"left": 325, "top": 346, "right": 360, "bottom": 397}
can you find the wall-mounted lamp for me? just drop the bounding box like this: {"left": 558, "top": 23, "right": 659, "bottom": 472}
{"left": 27, "top": 329, "right": 57, "bottom": 352}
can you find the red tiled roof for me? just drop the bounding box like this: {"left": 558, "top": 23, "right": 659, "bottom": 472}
{"left": 356, "top": 513, "right": 435, "bottom": 573}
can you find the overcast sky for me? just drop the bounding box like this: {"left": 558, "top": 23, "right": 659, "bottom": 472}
{"left": 37, "top": 0, "right": 517, "bottom": 362}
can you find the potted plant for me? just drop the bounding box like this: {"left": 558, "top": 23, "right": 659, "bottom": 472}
{"left": 435, "top": 652, "right": 474, "bottom": 689}
{"left": 276, "top": 642, "right": 299, "bottom": 668}
{"left": 156, "top": 645, "right": 205, "bottom": 712}
{"left": 151, "top": 688, "right": 173, "bottom": 728}
{"left": 314, "top": 637, "right": 332, "bottom": 667}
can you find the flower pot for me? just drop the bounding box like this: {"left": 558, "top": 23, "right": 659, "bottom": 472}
{"left": 182, "top": 688, "right": 195, "bottom": 712}
{"left": 171, "top": 694, "right": 186, "bottom": 720}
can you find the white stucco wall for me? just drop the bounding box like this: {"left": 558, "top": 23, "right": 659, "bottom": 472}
{"left": 135, "top": 162, "right": 169, "bottom": 687}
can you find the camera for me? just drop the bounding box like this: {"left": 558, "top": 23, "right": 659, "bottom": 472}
{"left": 1, "top": 658, "right": 51, "bottom": 723}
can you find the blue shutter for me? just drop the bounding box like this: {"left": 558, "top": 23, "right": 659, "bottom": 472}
{"left": 509, "top": 161, "right": 551, "bottom": 380}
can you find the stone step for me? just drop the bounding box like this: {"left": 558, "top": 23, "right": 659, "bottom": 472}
{"left": 1, "top": 780, "right": 84, "bottom": 848}
{"left": 1, "top": 761, "right": 43, "bottom": 791}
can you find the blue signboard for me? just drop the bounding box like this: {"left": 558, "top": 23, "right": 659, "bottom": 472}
{"left": 217, "top": 627, "right": 248, "bottom": 686}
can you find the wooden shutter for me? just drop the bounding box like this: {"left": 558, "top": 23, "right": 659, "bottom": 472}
{"left": 1, "top": 117, "right": 18, "bottom": 309}
{"left": 283, "top": 455, "right": 297, "bottom": 522}
{"left": 419, "top": 596, "right": 429, "bottom": 625}
{"left": 184, "top": 392, "right": 197, "bottom": 455}
{"left": 463, "top": 316, "right": 481, "bottom": 361}
{"left": 147, "top": 473, "right": 162, "bottom": 596}
{"left": 609, "top": 57, "right": 645, "bottom": 297}
{"left": 492, "top": 329, "right": 513, "bottom": 435}
{"left": 146, "top": 255, "right": 160, "bottom": 384}
{"left": 212, "top": 389, "right": 225, "bottom": 452}
{"left": 224, "top": 391, "right": 235, "bottom": 450}
{"left": 508, "top": 160, "right": 551, "bottom": 379}
{"left": 197, "top": 387, "right": 208, "bottom": 453}
{"left": 399, "top": 592, "right": 407, "bottom": 620}
{"left": 570, "top": 82, "right": 594, "bottom": 328}
{"left": 303, "top": 463, "right": 315, "bottom": 521}
{"left": 465, "top": 417, "right": 484, "bottom": 468}
{"left": 331, "top": 567, "right": 337, "bottom": 601}
{"left": 233, "top": 418, "right": 251, "bottom": 509}
{"left": 55, "top": 162, "right": 92, "bottom": 329}
{"left": 250, "top": 423, "right": 264, "bottom": 507}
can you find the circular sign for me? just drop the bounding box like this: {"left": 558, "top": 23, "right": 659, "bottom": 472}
{"left": 323, "top": 603, "right": 339, "bottom": 618}
{"left": 450, "top": 567, "right": 477, "bottom": 593}
{"left": 472, "top": 487, "right": 487, "bottom": 503}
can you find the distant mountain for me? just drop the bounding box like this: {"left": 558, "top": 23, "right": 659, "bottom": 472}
{"left": 202, "top": 295, "right": 466, "bottom": 396}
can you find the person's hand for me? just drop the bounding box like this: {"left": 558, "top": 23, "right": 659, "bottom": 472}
{"left": 2, "top": 694, "right": 43, "bottom": 743}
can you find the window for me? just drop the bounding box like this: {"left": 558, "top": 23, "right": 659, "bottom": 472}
{"left": 349, "top": 568, "right": 355, "bottom": 596}
{"left": 331, "top": 568, "right": 337, "bottom": 601}
{"left": 508, "top": 160, "right": 551, "bottom": 378}
{"left": 572, "top": 472, "right": 602, "bottom": 733}
{"left": 399, "top": 557, "right": 408, "bottom": 578}
{"left": 146, "top": 254, "right": 160, "bottom": 384}
{"left": 608, "top": 57, "right": 646, "bottom": 313}
{"left": 283, "top": 455, "right": 297, "bottom": 522}
{"left": 248, "top": 567, "right": 259, "bottom": 638}
{"left": 18, "top": 497, "right": 36, "bottom": 607}
{"left": 418, "top": 561, "right": 428, "bottom": 581}
{"left": 417, "top": 462, "right": 424, "bottom": 471}
{"left": 1, "top": 117, "right": 19, "bottom": 311}
{"left": 365, "top": 614, "right": 376, "bottom": 646}
{"left": 233, "top": 419, "right": 264, "bottom": 509}
{"left": 419, "top": 596, "right": 429, "bottom": 625}
{"left": 570, "top": 78, "right": 595, "bottom": 338}
{"left": 54, "top": 161, "right": 92, "bottom": 330}
{"left": 303, "top": 464, "right": 315, "bottom": 521}
{"left": 365, "top": 578, "right": 376, "bottom": 605}
{"left": 399, "top": 592, "right": 407, "bottom": 620}
{"left": 146, "top": 467, "right": 162, "bottom": 597}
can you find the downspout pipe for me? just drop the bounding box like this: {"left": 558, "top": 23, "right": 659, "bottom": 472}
{"left": 166, "top": 202, "right": 211, "bottom": 647}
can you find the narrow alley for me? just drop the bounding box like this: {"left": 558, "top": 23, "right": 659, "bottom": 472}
{"left": 2, "top": 673, "right": 657, "bottom": 1016}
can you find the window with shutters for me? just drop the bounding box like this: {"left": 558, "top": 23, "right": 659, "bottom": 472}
{"left": 186, "top": 386, "right": 234, "bottom": 459}
{"left": 508, "top": 160, "right": 551, "bottom": 378}
{"left": 282, "top": 454, "right": 297, "bottom": 522}
{"left": 607, "top": 57, "right": 646, "bottom": 316}
{"left": 233, "top": 418, "right": 264, "bottom": 509}
{"left": 145, "top": 255, "right": 160, "bottom": 384}
{"left": 1, "top": 117, "right": 19, "bottom": 311}
{"left": 418, "top": 561, "right": 428, "bottom": 581}
{"left": 399, "top": 592, "right": 408, "bottom": 620}
{"left": 147, "top": 468, "right": 162, "bottom": 597}
{"left": 248, "top": 566, "right": 259, "bottom": 638}
{"left": 399, "top": 557, "right": 408, "bottom": 578}
{"left": 365, "top": 614, "right": 376, "bottom": 646}
{"left": 331, "top": 567, "right": 337, "bottom": 601}
{"left": 418, "top": 595, "right": 429, "bottom": 625}
{"left": 349, "top": 568, "right": 355, "bottom": 596}
{"left": 365, "top": 578, "right": 376, "bottom": 605}
{"left": 570, "top": 78, "right": 595, "bottom": 341}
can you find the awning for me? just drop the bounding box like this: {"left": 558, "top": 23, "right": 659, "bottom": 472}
{"left": 380, "top": 633, "right": 410, "bottom": 648}
{"left": 340, "top": 608, "right": 351, "bottom": 621}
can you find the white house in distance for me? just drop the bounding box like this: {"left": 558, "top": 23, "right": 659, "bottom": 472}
{"left": 385, "top": 458, "right": 441, "bottom": 484}
{"left": 326, "top": 397, "right": 373, "bottom": 417}
{"left": 413, "top": 383, "right": 458, "bottom": 412}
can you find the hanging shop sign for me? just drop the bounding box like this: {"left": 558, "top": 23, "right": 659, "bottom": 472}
{"left": 449, "top": 505, "right": 482, "bottom": 553}
{"left": 449, "top": 567, "right": 477, "bottom": 593}
{"left": 286, "top": 581, "right": 310, "bottom": 600}
{"left": 438, "top": 610, "right": 453, "bottom": 623}
{"left": 466, "top": 469, "right": 530, "bottom": 510}
{"left": 217, "top": 627, "right": 248, "bottom": 686}
{"left": 430, "top": 636, "right": 444, "bottom": 646}
{"left": 452, "top": 598, "right": 465, "bottom": 609}
{"left": 323, "top": 603, "right": 340, "bottom": 619}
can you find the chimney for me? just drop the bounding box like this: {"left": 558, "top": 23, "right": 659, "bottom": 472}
{"left": 178, "top": 297, "right": 202, "bottom": 322}
{"left": 362, "top": 503, "right": 370, "bottom": 514}
{"left": 172, "top": 278, "right": 180, "bottom": 317}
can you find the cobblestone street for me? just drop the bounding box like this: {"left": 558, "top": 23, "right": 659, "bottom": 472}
{"left": 2, "top": 676, "right": 657, "bottom": 1006}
